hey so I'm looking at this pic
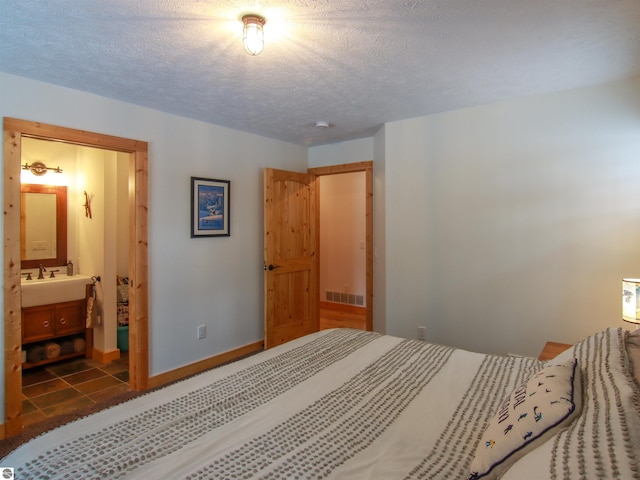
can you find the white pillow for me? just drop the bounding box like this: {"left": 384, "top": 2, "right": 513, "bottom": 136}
{"left": 468, "top": 358, "right": 582, "bottom": 480}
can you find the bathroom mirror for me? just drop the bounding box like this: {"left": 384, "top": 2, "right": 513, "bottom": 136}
{"left": 20, "top": 184, "right": 67, "bottom": 269}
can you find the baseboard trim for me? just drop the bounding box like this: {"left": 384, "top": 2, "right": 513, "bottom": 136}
{"left": 92, "top": 348, "right": 121, "bottom": 364}
{"left": 148, "top": 340, "right": 264, "bottom": 389}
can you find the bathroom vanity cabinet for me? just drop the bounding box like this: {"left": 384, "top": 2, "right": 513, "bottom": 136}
{"left": 21, "top": 289, "right": 93, "bottom": 369}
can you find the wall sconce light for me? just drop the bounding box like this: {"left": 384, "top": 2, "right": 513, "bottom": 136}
{"left": 622, "top": 278, "right": 640, "bottom": 327}
{"left": 242, "top": 14, "right": 266, "bottom": 56}
{"left": 22, "top": 161, "right": 63, "bottom": 176}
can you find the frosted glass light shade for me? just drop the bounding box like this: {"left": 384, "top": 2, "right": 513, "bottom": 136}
{"left": 242, "top": 15, "right": 265, "bottom": 56}
{"left": 622, "top": 278, "right": 640, "bottom": 325}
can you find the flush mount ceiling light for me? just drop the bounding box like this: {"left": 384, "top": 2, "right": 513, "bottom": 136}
{"left": 242, "top": 14, "right": 266, "bottom": 56}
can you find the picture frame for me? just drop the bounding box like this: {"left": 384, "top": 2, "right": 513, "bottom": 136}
{"left": 190, "top": 176, "right": 230, "bottom": 237}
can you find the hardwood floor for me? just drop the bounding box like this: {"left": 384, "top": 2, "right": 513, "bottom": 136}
{"left": 319, "top": 303, "right": 366, "bottom": 330}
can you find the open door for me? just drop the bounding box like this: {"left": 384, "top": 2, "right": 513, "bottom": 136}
{"left": 264, "top": 168, "right": 319, "bottom": 349}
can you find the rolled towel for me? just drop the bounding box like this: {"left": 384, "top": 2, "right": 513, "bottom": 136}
{"left": 59, "top": 339, "right": 74, "bottom": 355}
{"left": 27, "top": 344, "right": 46, "bottom": 364}
{"left": 73, "top": 336, "right": 86, "bottom": 353}
{"left": 44, "top": 341, "right": 61, "bottom": 359}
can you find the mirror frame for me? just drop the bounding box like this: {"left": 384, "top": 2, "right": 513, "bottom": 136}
{"left": 20, "top": 184, "right": 67, "bottom": 269}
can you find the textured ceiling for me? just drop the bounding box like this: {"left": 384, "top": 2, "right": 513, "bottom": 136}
{"left": 1, "top": 1, "right": 639, "bottom": 146}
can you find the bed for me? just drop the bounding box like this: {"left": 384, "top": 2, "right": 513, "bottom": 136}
{"left": 3, "top": 327, "right": 639, "bottom": 479}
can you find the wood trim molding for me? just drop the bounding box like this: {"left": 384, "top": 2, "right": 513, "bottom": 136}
{"left": 148, "top": 340, "right": 264, "bottom": 389}
{"left": 308, "top": 161, "right": 374, "bottom": 331}
{"left": 3, "top": 117, "right": 149, "bottom": 437}
{"left": 3, "top": 123, "right": 22, "bottom": 437}
{"left": 92, "top": 348, "right": 121, "bottom": 364}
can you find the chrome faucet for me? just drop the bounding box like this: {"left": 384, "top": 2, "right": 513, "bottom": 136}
{"left": 38, "top": 264, "right": 46, "bottom": 279}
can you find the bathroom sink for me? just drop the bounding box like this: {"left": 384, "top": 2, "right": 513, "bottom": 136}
{"left": 21, "top": 274, "right": 93, "bottom": 307}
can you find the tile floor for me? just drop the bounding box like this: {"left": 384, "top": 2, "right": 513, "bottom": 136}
{"left": 21, "top": 353, "right": 129, "bottom": 428}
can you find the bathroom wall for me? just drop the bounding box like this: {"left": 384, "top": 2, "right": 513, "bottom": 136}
{"left": 76, "top": 146, "right": 125, "bottom": 355}
{"left": 116, "top": 152, "right": 130, "bottom": 278}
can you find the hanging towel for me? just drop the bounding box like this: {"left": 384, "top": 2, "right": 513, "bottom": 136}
{"left": 44, "top": 341, "right": 61, "bottom": 359}
{"left": 86, "top": 285, "right": 101, "bottom": 327}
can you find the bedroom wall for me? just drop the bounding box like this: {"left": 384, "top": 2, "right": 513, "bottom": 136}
{"left": 309, "top": 77, "right": 640, "bottom": 356}
{"left": 0, "top": 72, "right": 308, "bottom": 419}
{"left": 383, "top": 77, "right": 640, "bottom": 357}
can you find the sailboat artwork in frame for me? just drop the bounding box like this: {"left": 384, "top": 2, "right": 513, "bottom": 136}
{"left": 191, "top": 176, "right": 230, "bottom": 237}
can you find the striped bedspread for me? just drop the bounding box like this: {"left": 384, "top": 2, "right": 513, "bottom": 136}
{"left": 3, "top": 328, "right": 638, "bottom": 479}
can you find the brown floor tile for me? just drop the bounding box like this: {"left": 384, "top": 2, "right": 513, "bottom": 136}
{"left": 20, "top": 350, "right": 129, "bottom": 429}
{"left": 46, "top": 359, "right": 92, "bottom": 376}
{"left": 84, "top": 358, "right": 106, "bottom": 368}
{"left": 41, "top": 396, "right": 96, "bottom": 417}
{"left": 22, "top": 367, "right": 57, "bottom": 387}
{"left": 21, "top": 409, "right": 48, "bottom": 428}
{"left": 63, "top": 368, "right": 107, "bottom": 385}
{"left": 99, "top": 363, "right": 127, "bottom": 375}
{"left": 89, "top": 383, "right": 131, "bottom": 403}
{"left": 74, "top": 375, "right": 124, "bottom": 395}
{"left": 22, "top": 398, "right": 37, "bottom": 414}
{"left": 30, "top": 387, "right": 84, "bottom": 409}
{"left": 22, "top": 378, "right": 69, "bottom": 398}
{"left": 99, "top": 356, "right": 129, "bottom": 375}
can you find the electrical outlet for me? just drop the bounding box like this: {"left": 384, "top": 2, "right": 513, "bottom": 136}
{"left": 417, "top": 326, "right": 426, "bottom": 341}
{"left": 197, "top": 325, "right": 206, "bottom": 340}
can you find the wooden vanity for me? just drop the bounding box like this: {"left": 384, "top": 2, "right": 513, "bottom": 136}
{"left": 21, "top": 284, "right": 93, "bottom": 369}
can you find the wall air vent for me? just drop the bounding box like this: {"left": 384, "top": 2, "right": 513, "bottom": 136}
{"left": 325, "top": 291, "right": 364, "bottom": 307}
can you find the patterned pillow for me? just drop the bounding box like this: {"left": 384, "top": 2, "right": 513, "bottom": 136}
{"left": 468, "top": 358, "right": 581, "bottom": 480}
{"left": 626, "top": 329, "right": 640, "bottom": 385}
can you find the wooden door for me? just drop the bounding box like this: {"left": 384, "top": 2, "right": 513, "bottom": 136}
{"left": 264, "top": 168, "right": 319, "bottom": 349}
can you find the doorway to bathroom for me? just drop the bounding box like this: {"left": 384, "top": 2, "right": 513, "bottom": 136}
{"left": 3, "top": 117, "right": 149, "bottom": 437}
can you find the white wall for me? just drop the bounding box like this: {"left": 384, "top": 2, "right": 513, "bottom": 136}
{"left": 308, "top": 138, "right": 373, "bottom": 168}
{"left": 319, "top": 172, "right": 366, "bottom": 304}
{"left": 310, "top": 78, "right": 640, "bottom": 355}
{"left": 0, "top": 73, "right": 308, "bottom": 417}
{"left": 384, "top": 77, "right": 640, "bottom": 356}
{"left": 372, "top": 126, "right": 387, "bottom": 334}
{"left": 4, "top": 71, "right": 640, "bottom": 421}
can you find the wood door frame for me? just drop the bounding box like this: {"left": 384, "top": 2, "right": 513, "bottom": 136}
{"left": 308, "top": 161, "right": 373, "bottom": 331}
{"left": 3, "top": 118, "right": 149, "bottom": 437}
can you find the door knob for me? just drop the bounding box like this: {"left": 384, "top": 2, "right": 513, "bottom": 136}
{"left": 264, "top": 264, "right": 280, "bottom": 271}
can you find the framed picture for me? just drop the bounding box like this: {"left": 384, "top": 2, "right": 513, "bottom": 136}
{"left": 191, "top": 177, "right": 230, "bottom": 237}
